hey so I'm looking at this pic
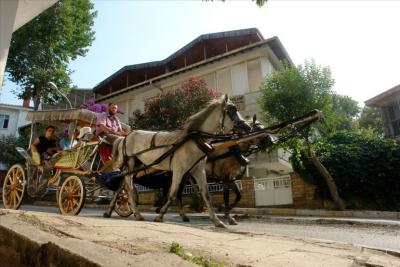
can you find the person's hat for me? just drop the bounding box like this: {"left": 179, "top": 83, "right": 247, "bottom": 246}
{"left": 77, "top": 127, "right": 92, "bottom": 139}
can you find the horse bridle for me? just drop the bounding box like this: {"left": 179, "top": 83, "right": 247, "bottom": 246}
{"left": 219, "top": 102, "right": 251, "bottom": 134}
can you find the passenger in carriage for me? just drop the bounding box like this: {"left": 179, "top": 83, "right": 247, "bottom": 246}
{"left": 59, "top": 129, "right": 78, "bottom": 150}
{"left": 59, "top": 126, "right": 91, "bottom": 150}
{"left": 31, "top": 126, "right": 60, "bottom": 162}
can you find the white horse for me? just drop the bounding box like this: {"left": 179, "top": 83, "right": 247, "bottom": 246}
{"left": 105, "top": 95, "right": 247, "bottom": 227}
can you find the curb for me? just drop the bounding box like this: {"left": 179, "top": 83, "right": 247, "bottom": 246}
{"left": 231, "top": 207, "right": 400, "bottom": 220}
{"left": 26, "top": 201, "right": 400, "bottom": 224}
{"left": 0, "top": 225, "right": 100, "bottom": 267}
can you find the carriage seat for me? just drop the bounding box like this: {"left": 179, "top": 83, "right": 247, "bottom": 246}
{"left": 90, "top": 135, "right": 113, "bottom": 164}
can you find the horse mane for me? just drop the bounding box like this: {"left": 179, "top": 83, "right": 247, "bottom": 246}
{"left": 183, "top": 99, "right": 222, "bottom": 133}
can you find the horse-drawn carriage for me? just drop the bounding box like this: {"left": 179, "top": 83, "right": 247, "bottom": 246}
{"left": 2, "top": 95, "right": 322, "bottom": 228}
{"left": 1, "top": 108, "right": 130, "bottom": 215}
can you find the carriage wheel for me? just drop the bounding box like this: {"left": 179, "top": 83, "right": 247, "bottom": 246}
{"left": 115, "top": 187, "right": 133, "bottom": 217}
{"left": 58, "top": 175, "right": 86, "bottom": 215}
{"left": 2, "top": 164, "right": 26, "bottom": 210}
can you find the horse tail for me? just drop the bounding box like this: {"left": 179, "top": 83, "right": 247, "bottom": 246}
{"left": 112, "top": 137, "right": 125, "bottom": 170}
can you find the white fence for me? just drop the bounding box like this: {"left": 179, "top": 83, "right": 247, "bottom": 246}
{"left": 182, "top": 181, "right": 243, "bottom": 195}
{"left": 135, "top": 181, "right": 243, "bottom": 194}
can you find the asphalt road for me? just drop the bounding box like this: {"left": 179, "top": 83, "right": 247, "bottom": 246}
{"left": 17, "top": 204, "right": 400, "bottom": 252}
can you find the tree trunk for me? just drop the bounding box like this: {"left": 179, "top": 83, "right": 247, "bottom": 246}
{"left": 33, "top": 94, "right": 41, "bottom": 111}
{"left": 308, "top": 147, "right": 346, "bottom": 210}
{"left": 31, "top": 82, "right": 46, "bottom": 110}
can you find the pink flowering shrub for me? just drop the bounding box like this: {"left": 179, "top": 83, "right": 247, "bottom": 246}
{"left": 130, "top": 77, "right": 218, "bottom": 130}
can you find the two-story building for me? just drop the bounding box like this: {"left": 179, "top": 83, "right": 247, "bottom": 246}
{"left": 0, "top": 102, "right": 32, "bottom": 171}
{"left": 0, "top": 102, "right": 32, "bottom": 137}
{"left": 93, "top": 28, "right": 294, "bottom": 206}
{"left": 365, "top": 84, "right": 400, "bottom": 140}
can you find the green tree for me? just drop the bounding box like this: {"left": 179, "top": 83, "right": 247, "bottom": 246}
{"left": 259, "top": 60, "right": 334, "bottom": 129}
{"left": 6, "top": 0, "right": 97, "bottom": 110}
{"left": 331, "top": 93, "right": 360, "bottom": 131}
{"left": 254, "top": 0, "right": 267, "bottom": 7}
{"left": 130, "top": 77, "right": 218, "bottom": 131}
{"left": 259, "top": 59, "right": 346, "bottom": 210}
{"left": 312, "top": 131, "right": 400, "bottom": 210}
{"left": 358, "top": 106, "right": 384, "bottom": 136}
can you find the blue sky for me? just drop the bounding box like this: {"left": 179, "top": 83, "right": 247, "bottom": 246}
{"left": 2, "top": 0, "right": 400, "bottom": 106}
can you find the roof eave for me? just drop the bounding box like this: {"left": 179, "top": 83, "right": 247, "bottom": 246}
{"left": 93, "top": 28, "right": 264, "bottom": 93}
{"left": 365, "top": 84, "right": 400, "bottom": 107}
{"left": 95, "top": 37, "right": 291, "bottom": 103}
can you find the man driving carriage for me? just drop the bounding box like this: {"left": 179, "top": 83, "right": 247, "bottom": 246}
{"left": 93, "top": 102, "right": 128, "bottom": 173}
{"left": 96, "top": 103, "right": 128, "bottom": 143}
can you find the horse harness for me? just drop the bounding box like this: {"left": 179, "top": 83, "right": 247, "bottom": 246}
{"left": 208, "top": 145, "right": 250, "bottom": 180}
{"left": 117, "top": 102, "right": 245, "bottom": 179}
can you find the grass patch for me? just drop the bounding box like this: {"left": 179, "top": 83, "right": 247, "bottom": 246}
{"left": 170, "top": 242, "right": 223, "bottom": 267}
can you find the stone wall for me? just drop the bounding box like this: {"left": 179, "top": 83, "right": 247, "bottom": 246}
{"left": 291, "top": 172, "right": 333, "bottom": 209}
{"left": 138, "top": 191, "right": 156, "bottom": 206}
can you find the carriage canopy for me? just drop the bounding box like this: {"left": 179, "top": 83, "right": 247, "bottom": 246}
{"left": 26, "top": 109, "right": 98, "bottom": 126}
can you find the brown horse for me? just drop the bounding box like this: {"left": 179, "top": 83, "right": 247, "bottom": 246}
{"left": 128, "top": 115, "right": 267, "bottom": 225}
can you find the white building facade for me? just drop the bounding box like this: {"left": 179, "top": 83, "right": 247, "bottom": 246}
{"left": 0, "top": 103, "right": 32, "bottom": 137}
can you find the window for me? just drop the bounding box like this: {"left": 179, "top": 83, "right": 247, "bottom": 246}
{"left": 388, "top": 105, "right": 396, "bottom": 121}
{"left": 260, "top": 57, "right": 273, "bottom": 77}
{"left": 231, "top": 63, "right": 249, "bottom": 95}
{"left": 386, "top": 103, "right": 400, "bottom": 137}
{"left": 392, "top": 119, "right": 400, "bottom": 137}
{"left": 0, "top": 114, "right": 10, "bottom": 129}
{"left": 247, "top": 59, "right": 262, "bottom": 92}
{"left": 216, "top": 68, "right": 232, "bottom": 95}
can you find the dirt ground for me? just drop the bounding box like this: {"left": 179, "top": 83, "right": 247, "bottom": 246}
{"left": 1, "top": 209, "right": 400, "bottom": 267}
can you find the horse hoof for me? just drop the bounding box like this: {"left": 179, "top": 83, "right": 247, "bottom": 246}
{"left": 215, "top": 221, "right": 226, "bottom": 228}
{"left": 154, "top": 216, "right": 163, "bottom": 223}
{"left": 136, "top": 215, "right": 145, "bottom": 221}
{"left": 155, "top": 207, "right": 161, "bottom": 214}
{"left": 182, "top": 216, "right": 190, "bottom": 222}
{"left": 228, "top": 218, "right": 238, "bottom": 225}
{"left": 103, "top": 212, "right": 111, "bottom": 218}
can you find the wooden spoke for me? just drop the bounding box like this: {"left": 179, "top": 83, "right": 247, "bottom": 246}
{"left": 14, "top": 191, "right": 22, "bottom": 202}
{"left": 5, "top": 174, "right": 12, "bottom": 184}
{"left": 72, "top": 198, "right": 79, "bottom": 207}
{"left": 15, "top": 186, "right": 23, "bottom": 192}
{"left": 12, "top": 192, "right": 16, "bottom": 208}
